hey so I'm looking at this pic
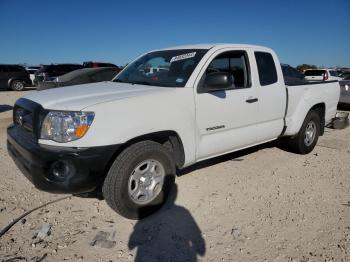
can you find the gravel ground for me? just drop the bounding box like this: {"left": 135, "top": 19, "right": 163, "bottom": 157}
{"left": 0, "top": 89, "right": 349, "bottom": 262}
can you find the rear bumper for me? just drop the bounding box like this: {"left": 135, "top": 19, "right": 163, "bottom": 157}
{"left": 33, "top": 76, "right": 44, "bottom": 86}
{"left": 37, "top": 81, "right": 58, "bottom": 91}
{"left": 7, "top": 125, "right": 119, "bottom": 194}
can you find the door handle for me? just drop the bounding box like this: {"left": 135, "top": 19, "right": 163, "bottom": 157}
{"left": 246, "top": 98, "right": 258, "bottom": 103}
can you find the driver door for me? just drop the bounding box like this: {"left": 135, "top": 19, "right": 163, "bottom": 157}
{"left": 195, "top": 50, "right": 258, "bottom": 160}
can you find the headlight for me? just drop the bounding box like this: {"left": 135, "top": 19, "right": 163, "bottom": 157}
{"left": 40, "top": 111, "right": 94, "bottom": 143}
{"left": 345, "top": 84, "right": 349, "bottom": 91}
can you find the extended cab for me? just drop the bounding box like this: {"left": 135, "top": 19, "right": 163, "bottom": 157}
{"left": 7, "top": 44, "right": 340, "bottom": 219}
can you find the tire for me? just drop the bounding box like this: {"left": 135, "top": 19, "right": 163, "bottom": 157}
{"left": 102, "top": 141, "right": 176, "bottom": 219}
{"left": 288, "top": 110, "right": 321, "bottom": 154}
{"left": 10, "top": 80, "right": 25, "bottom": 91}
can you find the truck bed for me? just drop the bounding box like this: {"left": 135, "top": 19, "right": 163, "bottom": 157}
{"left": 284, "top": 81, "right": 340, "bottom": 136}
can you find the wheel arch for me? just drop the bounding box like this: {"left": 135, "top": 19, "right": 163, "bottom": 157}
{"left": 8, "top": 78, "right": 25, "bottom": 89}
{"left": 104, "top": 130, "right": 185, "bottom": 176}
{"left": 285, "top": 101, "right": 326, "bottom": 137}
{"left": 7, "top": 78, "right": 16, "bottom": 88}
{"left": 309, "top": 102, "right": 326, "bottom": 135}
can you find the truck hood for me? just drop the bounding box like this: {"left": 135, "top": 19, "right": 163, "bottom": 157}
{"left": 23, "top": 82, "right": 173, "bottom": 111}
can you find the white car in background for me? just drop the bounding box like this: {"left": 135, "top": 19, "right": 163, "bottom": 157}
{"left": 25, "top": 66, "right": 41, "bottom": 85}
{"left": 304, "top": 69, "right": 342, "bottom": 82}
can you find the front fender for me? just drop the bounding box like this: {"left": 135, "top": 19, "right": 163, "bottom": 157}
{"left": 39, "top": 88, "right": 197, "bottom": 166}
{"left": 7, "top": 78, "right": 15, "bottom": 88}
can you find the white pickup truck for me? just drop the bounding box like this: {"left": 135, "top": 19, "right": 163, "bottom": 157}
{"left": 7, "top": 44, "right": 340, "bottom": 219}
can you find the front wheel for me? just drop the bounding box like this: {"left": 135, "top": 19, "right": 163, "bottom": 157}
{"left": 102, "top": 141, "right": 175, "bottom": 219}
{"left": 288, "top": 110, "right": 321, "bottom": 154}
{"left": 10, "top": 80, "right": 25, "bottom": 91}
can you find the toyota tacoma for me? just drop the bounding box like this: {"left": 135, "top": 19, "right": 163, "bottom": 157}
{"left": 7, "top": 44, "right": 340, "bottom": 219}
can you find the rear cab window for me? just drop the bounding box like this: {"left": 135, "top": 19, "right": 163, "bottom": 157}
{"left": 254, "top": 52, "right": 278, "bottom": 86}
{"left": 304, "top": 70, "right": 325, "bottom": 76}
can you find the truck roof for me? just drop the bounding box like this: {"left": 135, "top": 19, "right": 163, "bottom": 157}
{"left": 159, "top": 43, "right": 272, "bottom": 51}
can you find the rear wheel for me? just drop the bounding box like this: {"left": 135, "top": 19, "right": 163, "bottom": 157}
{"left": 10, "top": 80, "right": 25, "bottom": 91}
{"left": 288, "top": 110, "right": 321, "bottom": 154}
{"left": 102, "top": 141, "right": 175, "bottom": 219}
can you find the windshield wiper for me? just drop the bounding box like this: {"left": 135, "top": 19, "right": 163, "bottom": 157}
{"left": 113, "top": 79, "right": 152, "bottom": 86}
{"left": 130, "top": 81, "right": 151, "bottom": 86}
{"left": 113, "top": 79, "right": 151, "bottom": 86}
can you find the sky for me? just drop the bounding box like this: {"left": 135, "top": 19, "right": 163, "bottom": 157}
{"left": 0, "top": 0, "right": 349, "bottom": 67}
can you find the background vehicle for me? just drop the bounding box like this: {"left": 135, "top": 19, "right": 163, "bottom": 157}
{"left": 336, "top": 68, "right": 350, "bottom": 78}
{"left": 83, "top": 61, "right": 119, "bottom": 68}
{"left": 339, "top": 74, "right": 350, "bottom": 105}
{"left": 37, "top": 67, "right": 121, "bottom": 90}
{"left": 0, "top": 64, "right": 32, "bottom": 91}
{"left": 281, "top": 64, "right": 308, "bottom": 85}
{"left": 304, "top": 69, "right": 342, "bottom": 82}
{"left": 25, "top": 66, "right": 41, "bottom": 85}
{"left": 7, "top": 44, "right": 340, "bottom": 219}
{"left": 340, "top": 71, "right": 350, "bottom": 79}
{"left": 33, "top": 64, "right": 83, "bottom": 85}
{"left": 342, "top": 74, "right": 350, "bottom": 81}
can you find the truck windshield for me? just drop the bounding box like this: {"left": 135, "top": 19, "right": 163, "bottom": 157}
{"left": 113, "top": 49, "right": 208, "bottom": 87}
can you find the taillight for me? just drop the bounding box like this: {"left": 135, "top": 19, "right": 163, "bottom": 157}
{"left": 323, "top": 71, "right": 329, "bottom": 81}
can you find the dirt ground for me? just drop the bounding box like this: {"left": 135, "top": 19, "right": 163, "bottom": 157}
{"left": 0, "top": 89, "right": 349, "bottom": 262}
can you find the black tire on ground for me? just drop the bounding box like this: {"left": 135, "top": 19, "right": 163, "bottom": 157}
{"left": 10, "top": 80, "right": 25, "bottom": 91}
{"left": 102, "top": 141, "right": 176, "bottom": 219}
{"left": 288, "top": 110, "right": 321, "bottom": 154}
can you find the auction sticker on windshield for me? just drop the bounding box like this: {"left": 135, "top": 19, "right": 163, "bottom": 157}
{"left": 170, "top": 52, "right": 196, "bottom": 63}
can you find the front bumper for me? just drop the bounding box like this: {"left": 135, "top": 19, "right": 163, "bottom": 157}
{"left": 7, "top": 125, "right": 119, "bottom": 194}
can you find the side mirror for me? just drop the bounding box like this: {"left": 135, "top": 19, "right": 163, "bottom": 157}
{"left": 202, "top": 72, "right": 234, "bottom": 92}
